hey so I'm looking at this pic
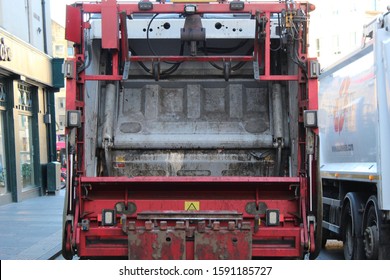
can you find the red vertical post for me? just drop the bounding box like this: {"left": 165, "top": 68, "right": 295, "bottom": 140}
{"left": 264, "top": 12, "right": 271, "bottom": 78}
{"left": 120, "top": 11, "right": 129, "bottom": 62}
{"left": 101, "top": 0, "right": 119, "bottom": 49}
{"left": 65, "top": 58, "right": 78, "bottom": 111}
{"left": 307, "top": 59, "right": 319, "bottom": 111}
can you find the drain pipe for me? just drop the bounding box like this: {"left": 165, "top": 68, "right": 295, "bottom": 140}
{"left": 41, "top": 0, "right": 48, "bottom": 54}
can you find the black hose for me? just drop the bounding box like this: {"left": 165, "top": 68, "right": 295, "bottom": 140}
{"left": 147, "top": 13, "right": 181, "bottom": 66}
{"left": 129, "top": 42, "right": 184, "bottom": 77}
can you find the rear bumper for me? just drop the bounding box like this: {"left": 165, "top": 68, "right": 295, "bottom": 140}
{"left": 68, "top": 176, "right": 306, "bottom": 259}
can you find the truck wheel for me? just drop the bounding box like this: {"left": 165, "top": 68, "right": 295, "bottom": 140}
{"left": 343, "top": 203, "right": 354, "bottom": 260}
{"left": 363, "top": 197, "right": 380, "bottom": 259}
{"left": 62, "top": 221, "right": 74, "bottom": 260}
{"left": 342, "top": 193, "right": 366, "bottom": 259}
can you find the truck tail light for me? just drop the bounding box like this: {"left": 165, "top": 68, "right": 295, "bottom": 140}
{"left": 184, "top": 4, "right": 197, "bottom": 14}
{"left": 66, "top": 110, "right": 81, "bottom": 128}
{"left": 304, "top": 110, "right": 318, "bottom": 128}
{"left": 230, "top": 1, "right": 245, "bottom": 11}
{"left": 308, "top": 3, "right": 316, "bottom": 12}
{"left": 138, "top": 1, "right": 153, "bottom": 11}
{"left": 266, "top": 209, "right": 280, "bottom": 226}
{"left": 102, "top": 209, "right": 116, "bottom": 226}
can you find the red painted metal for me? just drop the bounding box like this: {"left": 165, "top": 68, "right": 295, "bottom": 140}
{"left": 101, "top": 0, "right": 119, "bottom": 49}
{"left": 120, "top": 11, "right": 130, "bottom": 63}
{"left": 74, "top": 175, "right": 304, "bottom": 258}
{"left": 65, "top": 5, "right": 82, "bottom": 44}
{"left": 80, "top": 176, "right": 301, "bottom": 184}
{"left": 260, "top": 75, "right": 300, "bottom": 81}
{"left": 65, "top": 58, "right": 78, "bottom": 111}
{"left": 309, "top": 223, "right": 315, "bottom": 253}
{"left": 129, "top": 55, "right": 254, "bottom": 62}
{"left": 84, "top": 75, "right": 123, "bottom": 81}
{"left": 194, "top": 229, "right": 251, "bottom": 260}
{"left": 67, "top": 1, "right": 315, "bottom": 83}
{"left": 128, "top": 228, "right": 186, "bottom": 260}
{"left": 83, "top": 74, "right": 300, "bottom": 82}
{"left": 264, "top": 11, "right": 271, "bottom": 78}
{"left": 308, "top": 59, "right": 319, "bottom": 111}
{"left": 80, "top": 2, "right": 307, "bottom": 15}
{"left": 77, "top": 223, "right": 304, "bottom": 258}
{"left": 64, "top": 222, "right": 72, "bottom": 254}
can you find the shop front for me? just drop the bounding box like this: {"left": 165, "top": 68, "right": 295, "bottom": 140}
{"left": 0, "top": 29, "right": 57, "bottom": 205}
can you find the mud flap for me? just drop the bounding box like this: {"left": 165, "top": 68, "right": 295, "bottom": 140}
{"left": 195, "top": 230, "right": 252, "bottom": 259}
{"left": 127, "top": 220, "right": 252, "bottom": 259}
{"left": 128, "top": 229, "right": 186, "bottom": 260}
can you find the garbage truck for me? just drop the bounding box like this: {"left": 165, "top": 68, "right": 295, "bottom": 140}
{"left": 319, "top": 9, "right": 390, "bottom": 259}
{"left": 62, "top": 0, "right": 321, "bottom": 260}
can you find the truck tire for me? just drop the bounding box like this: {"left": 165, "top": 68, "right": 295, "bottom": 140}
{"left": 342, "top": 194, "right": 365, "bottom": 260}
{"left": 342, "top": 203, "right": 354, "bottom": 260}
{"left": 363, "top": 196, "right": 380, "bottom": 259}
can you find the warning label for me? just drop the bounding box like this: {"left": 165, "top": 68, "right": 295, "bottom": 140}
{"left": 185, "top": 201, "right": 200, "bottom": 211}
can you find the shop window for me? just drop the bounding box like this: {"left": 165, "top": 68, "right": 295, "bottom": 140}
{"left": 17, "top": 83, "right": 35, "bottom": 189}
{"left": 18, "top": 83, "right": 32, "bottom": 112}
{"left": 59, "top": 97, "right": 65, "bottom": 109}
{"left": 55, "top": 45, "right": 64, "bottom": 56}
{"left": 0, "top": 83, "right": 6, "bottom": 107}
{"left": 67, "top": 47, "right": 74, "bottom": 57}
{"left": 59, "top": 115, "right": 66, "bottom": 130}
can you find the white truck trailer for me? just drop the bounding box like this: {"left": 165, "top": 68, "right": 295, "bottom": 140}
{"left": 319, "top": 9, "right": 390, "bottom": 259}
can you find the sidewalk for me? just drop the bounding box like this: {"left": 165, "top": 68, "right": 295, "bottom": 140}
{"left": 0, "top": 189, "right": 65, "bottom": 260}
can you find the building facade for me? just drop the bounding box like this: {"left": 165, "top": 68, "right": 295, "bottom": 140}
{"left": 309, "top": 0, "right": 389, "bottom": 69}
{"left": 0, "top": 0, "right": 60, "bottom": 205}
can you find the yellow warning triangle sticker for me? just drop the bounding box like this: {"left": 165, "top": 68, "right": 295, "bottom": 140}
{"left": 186, "top": 203, "right": 197, "bottom": 211}
{"left": 185, "top": 201, "right": 200, "bottom": 211}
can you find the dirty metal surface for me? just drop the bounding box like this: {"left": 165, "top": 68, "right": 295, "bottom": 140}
{"left": 128, "top": 229, "right": 186, "bottom": 260}
{"left": 137, "top": 211, "right": 243, "bottom": 221}
{"left": 115, "top": 81, "right": 272, "bottom": 150}
{"left": 195, "top": 229, "right": 252, "bottom": 260}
